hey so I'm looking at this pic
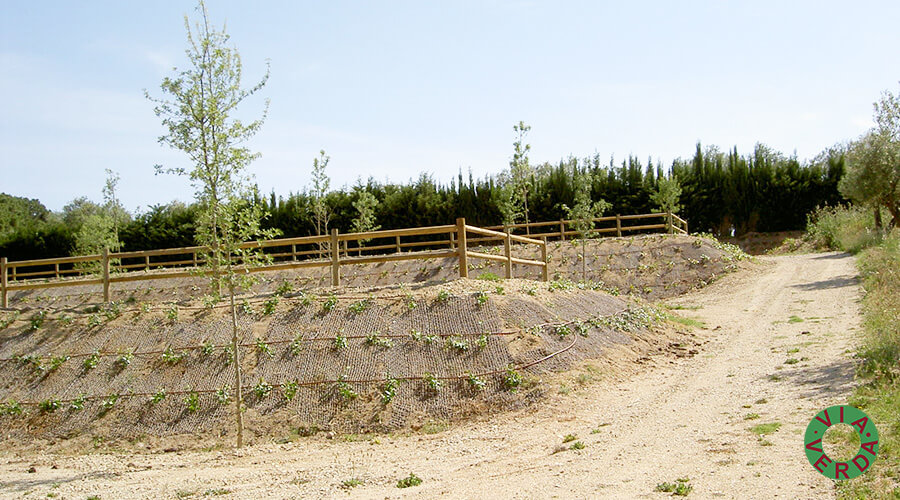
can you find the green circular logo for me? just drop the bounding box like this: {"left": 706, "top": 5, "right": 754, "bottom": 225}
{"left": 804, "top": 405, "right": 879, "bottom": 480}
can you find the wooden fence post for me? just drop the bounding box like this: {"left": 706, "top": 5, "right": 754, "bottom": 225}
{"left": 540, "top": 237, "right": 549, "bottom": 282}
{"left": 684, "top": 219, "right": 689, "bottom": 234}
{"left": 396, "top": 235, "right": 402, "bottom": 253}
{"left": 616, "top": 214, "right": 622, "bottom": 237}
{"left": 330, "top": 229, "right": 340, "bottom": 287}
{"left": 449, "top": 231, "right": 455, "bottom": 250}
{"left": 456, "top": 217, "right": 468, "bottom": 279}
{"left": 102, "top": 247, "right": 111, "bottom": 303}
{"left": 666, "top": 211, "right": 674, "bottom": 234}
{"left": 560, "top": 219, "right": 566, "bottom": 241}
{"left": 54, "top": 263, "right": 60, "bottom": 279}
{"left": 1, "top": 257, "right": 7, "bottom": 308}
{"left": 291, "top": 244, "right": 297, "bottom": 261}
{"left": 503, "top": 231, "right": 512, "bottom": 279}
{"left": 144, "top": 255, "right": 150, "bottom": 271}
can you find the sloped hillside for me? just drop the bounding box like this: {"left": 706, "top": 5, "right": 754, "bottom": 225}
{"left": 0, "top": 234, "right": 740, "bottom": 447}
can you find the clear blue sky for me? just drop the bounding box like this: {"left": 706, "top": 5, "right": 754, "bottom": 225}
{"left": 2, "top": 1, "right": 899, "bottom": 212}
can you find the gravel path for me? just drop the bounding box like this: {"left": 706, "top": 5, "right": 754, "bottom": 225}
{"left": 0, "top": 252, "right": 862, "bottom": 499}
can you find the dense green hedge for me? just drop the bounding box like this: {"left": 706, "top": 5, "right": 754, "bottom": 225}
{"left": 0, "top": 142, "right": 845, "bottom": 260}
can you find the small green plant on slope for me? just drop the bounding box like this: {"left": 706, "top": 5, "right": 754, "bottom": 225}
{"left": 255, "top": 338, "right": 273, "bottom": 357}
{"left": 83, "top": 350, "right": 101, "bottom": 371}
{"left": 322, "top": 294, "right": 338, "bottom": 313}
{"left": 262, "top": 296, "right": 279, "bottom": 315}
{"left": 336, "top": 374, "right": 358, "bottom": 401}
{"left": 381, "top": 375, "right": 399, "bottom": 404}
{"left": 348, "top": 298, "right": 371, "bottom": 314}
{"left": 162, "top": 347, "right": 186, "bottom": 365}
{"left": 446, "top": 336, "right": 469, "bottom": 352}
{"left": 365, "top": 332, "right": 394, "bottom": 348}
{"left": 0, "top": 400, "right": 23, "bottom": 415}
{"left": 184, "top": 392, "right": 200, "bottom": 413}
{"left": 503, "top": 366, "right": 522, "bottom": 391}
{"left": 39, "top": 398, "right": 61, "bottom": 413}
{"left": 282, "top": 380, "right": 299, "bottom": 401}
{"left": 289, "top": 334, "right": 304, "bottom": 355}
{"left": 165, "top": 304, "right": 178, "bottom": 322}
{"left": 466, "top": 373, "right": 486, "bottom": 392}
{"left": 333, "top": 330, "right": 348, "bottom": 350}
{"left": 274, "top": 280, "right": 293, "bottom": 297}
{"left": 423, "top": 372, "right": 442, "bottom": 393}
{"left": 150, "top": 390, "right": 167, "bottom": 405}
{"left": 29, "top": 310, "right": 47, "bottom": 331}
{"left": 253, "top": 378, "right": 273, "bottom": 399}
{"left": 69, "top": 394, "right": 86, "bottom": 411}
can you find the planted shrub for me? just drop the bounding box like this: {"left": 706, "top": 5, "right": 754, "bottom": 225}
{"left": 38, "top": 398, "right": 61, "bottom": 413}
{"left": 348, "top": 298, "right": 370, "bottom": 314}
{"left": 322, "top": 295, "right": 338, "bottom": 313}
{"left": 69, "top": 394, "right": 86, "bottom": 411}
{"left": 83, "top": 350, "right": 101, "bottom": 371}
{"left": 333, "top": 331, "right": 348, "bottom": 350}
{"left": 474, "top": 291, "right": 489, "bottom": 306}
{"left": 216, "top": 385, "right": 231, "bottom": 405}
{"left": 274, "top": 280, "right": 293, "bottom": 297}
{"left": 435, "top": 289, "right": 453, "bottom": 303}
{"left": 424, "top": 373, "right": 442, "bottom": 392}
{"left": 466, "top": 373, "right": 486, "bottom": 392}
{"left": 289, "top": 334, "right": 304, "bottom": 355}
{"left": 365, "top": 332, "right": 394, "bottom": 348}
{"left": 262, "top": 297, "right": 279, "bottom": 316}
{"left": 336, "top": 375, "right": 358, "bottom": 401}
{"left": 161, "top": 347, "right": 186, "bottom": 365}
{"left": 115, "top": 351, "right": 134, "bottom": 368}
{"left": 0, "top": 400, "right": 23, "bottom": 415}
{"left": 165, "top": 304, "right": 178, "bottom": 321}
{"left": 150, "top": 390, "right": 166, "bottom": 405}
{"left": 255, "top": 338, "right": 273, "bottom": 357}
{"left": 253, "top": 378, "right": 273, "bottom": 399}
{"left": 29, "top": 310, "right": 47, "bottom": 331}
{"left": 503, "top": 366, "right": 522, "bottom": 391}
{"left": 446, "top": 337, "right": 469, "bottom": 352}
{"left": 282, "top": 380, "right": 299, "bottom": 401}
{"left": 101, "top": 394, "right": 118, "bottom": 413}
{"left": 381, "top": 376, "right": 399, "bottom": 404}
{"left": 184, "top": 392, "right": 200, "bottom": 413}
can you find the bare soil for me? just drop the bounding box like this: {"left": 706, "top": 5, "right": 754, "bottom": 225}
{"left": 0, "top": 252, "right": 861, "bottom": 499}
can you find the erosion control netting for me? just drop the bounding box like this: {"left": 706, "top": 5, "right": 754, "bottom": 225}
{"left": 0, "top": 281, "right": 662, "bottom": 439}
{"left": 5, "top": 234, "right": 741, "bottom": 311}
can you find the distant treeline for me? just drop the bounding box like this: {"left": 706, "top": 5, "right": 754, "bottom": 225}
{"left": 0, "top": 142, "right": 846, "bottom": 261}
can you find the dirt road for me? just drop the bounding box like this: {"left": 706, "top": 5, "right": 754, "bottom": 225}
{"left": 0, "top": 252, "right": 863, "bottom": 499}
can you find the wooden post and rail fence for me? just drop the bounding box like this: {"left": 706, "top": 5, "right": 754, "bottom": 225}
{"left": 0, "top": 212, "right": 686, "bottom": 307}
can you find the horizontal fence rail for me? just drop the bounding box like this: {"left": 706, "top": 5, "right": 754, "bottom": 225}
{"left": 470, "top": 211, "right": 687, "bottom": 243}
{"left": 0, "top": 212, "right": 686, "bottom": 306}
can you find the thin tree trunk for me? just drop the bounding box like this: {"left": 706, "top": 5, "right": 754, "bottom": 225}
{"left": 582, "top": 238, "right": 586, "bottom": 282}
{"left": 874, "top": 206, "right": 882, "bottom": 230}
{"left": 229, "top": 280, "right": 244, "bottom": 448}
